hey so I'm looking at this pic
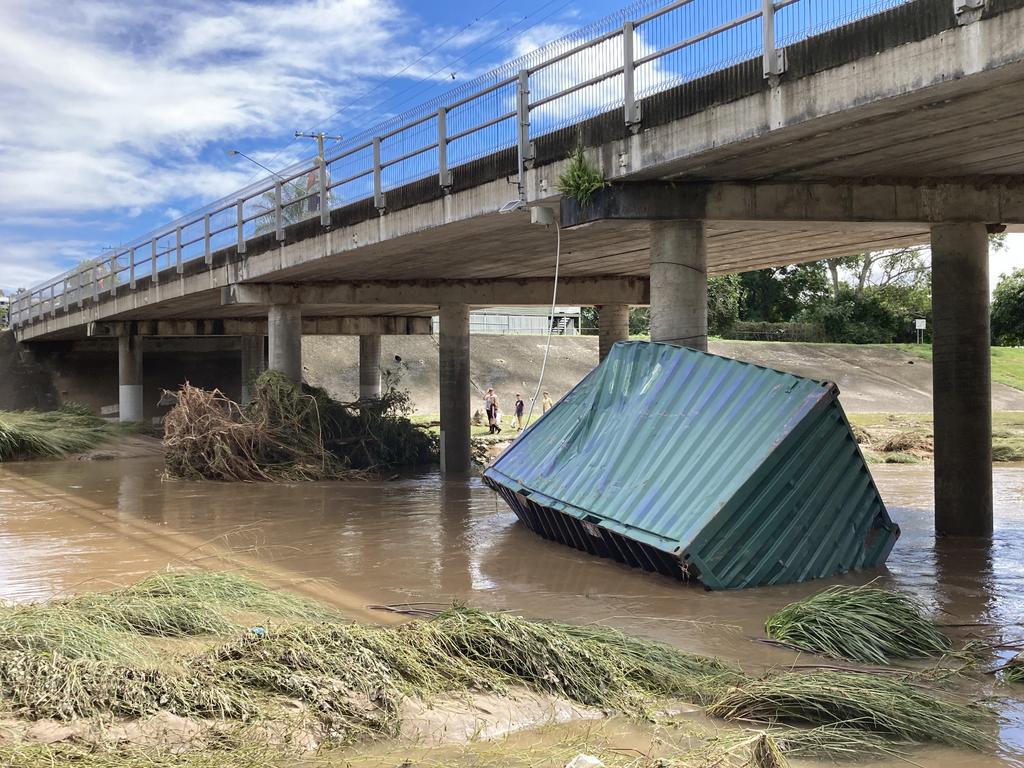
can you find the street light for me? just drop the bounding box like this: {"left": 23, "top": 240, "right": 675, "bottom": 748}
{"left": 225, "top": 149, "right": 306, "bottom": 196}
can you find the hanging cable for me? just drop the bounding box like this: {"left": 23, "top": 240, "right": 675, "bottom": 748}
{"left": 524, "top": 219, "right": 560, "bottom": 430}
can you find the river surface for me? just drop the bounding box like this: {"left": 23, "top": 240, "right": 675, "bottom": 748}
{"left": 1, "top": 457, "right": 1022, "bottom": 765}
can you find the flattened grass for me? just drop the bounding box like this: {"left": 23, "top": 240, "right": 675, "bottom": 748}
{"left": 707, "top": 670, "right": 992, "bottom": 750}
{"left": 0, "top": 407, "right": 118, "bottom": 461}
{"left": 764, "top": 584, "right": 951, "bottom": 664}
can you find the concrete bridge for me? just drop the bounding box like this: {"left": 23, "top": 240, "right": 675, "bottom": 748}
{"left": 10, "top": 0, "right": 1024, "bottom": 536}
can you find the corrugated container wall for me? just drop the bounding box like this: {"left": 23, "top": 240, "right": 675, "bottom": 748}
{"left": 483, "top": 341, "right": 899, "bottom": 590}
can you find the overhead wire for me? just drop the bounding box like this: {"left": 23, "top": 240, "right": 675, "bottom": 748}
{"left": 249, "top": 0, "right": 517, "bottom": 181}
{"left": 524, "top": 219, "right": 561, "bottom": 430}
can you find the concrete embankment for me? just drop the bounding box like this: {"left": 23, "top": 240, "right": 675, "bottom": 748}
{"left": 3, "top": 330, "right": 1023, "bottom": 416}
{"left": 303, "top": 336, "right": 1024, "bottom": 414}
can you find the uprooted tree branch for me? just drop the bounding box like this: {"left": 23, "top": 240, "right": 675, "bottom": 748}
{"left": 162, "top": 371, "right": 436, "bottom": 482}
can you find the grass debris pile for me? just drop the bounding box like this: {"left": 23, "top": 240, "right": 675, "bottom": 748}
{"left": 0, "top": 405, "right": 118, "bottom": 461}
{"left": 163, "top": 371, "right": 436, "bottom": 481}
{"left": 707, "top": 670, "right": 992, "bottom": 750}
{"left": 764, "top": 584, "right": 951, "bottom": 663}
{"left": 0, "top": 571, "right": 999, "bottom": 760}
{"left": 1006, "top": 652, "right": 1024, "bottom": 683}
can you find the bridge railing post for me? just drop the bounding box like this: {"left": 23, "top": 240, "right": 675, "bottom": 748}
{"left": 318, "top": 155, "right": 330, "bottom": 227}
{"left": 373, "top": 137, "right": 385, "bottom": 211}
{"left": 204, "top": 213, "right": 212, "bottom": 265}
{"left": 762, "top": 0, "right": 787, "bottom": 78}
{"left": 151, "top": 238, "right": 159, "bottom": 285}
{"left": 129, "top": 247, "right": 137, "bottom": 289}
{"left": 516, "top": 69, "right": 533, "bottom": 194}
{"left": 236, "top": 199, "right": 247, "bottom": 254}
{"left": 438, "top": 107, "right": 451, "bottom": 188}
{"left": 109, "top": 252, "right": 118, "bottom": 296}
{"left": 274, "top": 181, "right": 285, "bottom": 242}
{"left": 175, "top": 226, "right": 184, "bottom": 273}
{"left": 623, "top": 21, "right": 641, "bottom": 128}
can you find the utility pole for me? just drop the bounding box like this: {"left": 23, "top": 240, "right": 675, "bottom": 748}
{"left": 295, "top": 132, "right": 342, "bottom": 227}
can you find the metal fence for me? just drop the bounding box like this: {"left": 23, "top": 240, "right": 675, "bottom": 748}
{"left": 11, "top": 0, "right": 914, "bottom": 329}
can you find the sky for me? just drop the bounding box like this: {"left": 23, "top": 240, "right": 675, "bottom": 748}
{"left": 0, "top": 0, "right": 1021, "bottom": 294}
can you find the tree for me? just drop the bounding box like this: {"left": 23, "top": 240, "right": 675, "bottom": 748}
{"left": 992, "top": 268, "right": 1024, "bottom": 346}
{"left": 824, "top": 246, "right": 929, "bottom": 301}
{"left": 739, "top": 263, "right": 830, "bottom": 322}
{"left": 707, "top": 274, "right": 743, "bottom": 334}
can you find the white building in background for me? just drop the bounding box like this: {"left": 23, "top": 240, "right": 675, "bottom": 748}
{"left": 432, "top": 306, "right": 582, "bottom": 336}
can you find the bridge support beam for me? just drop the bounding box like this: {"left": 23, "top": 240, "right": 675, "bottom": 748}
{"left": 649, "top": 220, "right": 708, "bottom": 351}
{"left": 932, "top": 223, "right": 992, "bottom": 537}
{"left": 240, "top": 335, "right": 266, "bottom": 405}
{"left": 268, "top": 304, "right": 302, "bottom": 383}
{"left": 359, "top": 334, "right": 382, "bottom": 400}
{"left": 439, "top": 303, "right": 471, "bottom": 475}
{"left": 598, "top": 304, "right": 630, "bottom": 361}
{"left": 118, "top": 335, "right": 144, "bottom": 423}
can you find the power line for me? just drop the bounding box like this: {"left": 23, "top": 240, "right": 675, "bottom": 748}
{"left": 251, "top": 0, "right": 516, "bottom": 179}
{"left": 336, "top": 0, "right": 576, "bottom": 132}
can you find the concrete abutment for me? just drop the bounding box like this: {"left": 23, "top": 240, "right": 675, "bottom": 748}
{"left": 649, "top": 220, "right": 708, "bottom": 351}
{"left": 597, "top": 304, "right": 630, "bottom": 361}
{"left": 359, "top": 334, "right": 383, "bottom": 400}
{"left": 240, "top": 335, "right": 267, "bottom": 405}
{"left": 117, "top": 335, "right": 144, "bottom": 423}
{"left": 439, "top": 303, "right": 471, "bottom": 475}
{"left": 268, "top": 305, "right": 302, "bottom": 383}
{"left": 931, "top": 223, "right": 993, "bottom": 537}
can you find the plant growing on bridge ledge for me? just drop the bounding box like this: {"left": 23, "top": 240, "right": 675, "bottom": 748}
{"left": 556, "top": 146, "right": 606, "bottom": 207}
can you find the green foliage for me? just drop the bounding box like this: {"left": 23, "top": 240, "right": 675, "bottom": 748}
{"left": 708, "top": 274, "right": 744, "bottom": 334}
{"left": 740, "top": 264, "right": 831, "bottom": 323}
{"left": 992, "top": 268, "right": 1024, "bottom": 346}
{"left": 556, "top": 147, "right": 606, "bottom": 206}
{"left": 629, "top": 307, "right": 650, "bottom": 336}
{"left": 0, "top": 409, "right": 117, "bottom": 461}
{"left": 807, "top": 286, "right": 906, "bottom": 343}
{"left": 764, "top": 584, "right": 951, "bottom": 664}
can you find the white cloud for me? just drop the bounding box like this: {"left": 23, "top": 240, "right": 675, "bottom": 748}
{"left": 0, "top": 239, "right": 104, "bottom": 292}
{"left": 0, "top": 0, "right": 414, "bottom": 214}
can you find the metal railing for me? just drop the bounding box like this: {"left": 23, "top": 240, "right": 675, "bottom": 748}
{"left": 11, "top": 0, "right": 913, "bottom": 329}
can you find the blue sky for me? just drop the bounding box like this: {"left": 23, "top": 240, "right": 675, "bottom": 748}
{"left": 1, "top": 0, "right": 1021, "bottom": 293}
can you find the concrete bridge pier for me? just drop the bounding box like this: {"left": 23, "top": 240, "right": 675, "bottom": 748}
{"left": 117, "top": 335, "right": 144, "bottom": 423}
{"left": 268, "top": 304, "right": 302, "bottom": 383}
{"left": 240, "top": 335, "right": 266, "bottom": 404}
{"left": 931, "top": 223, "right": 993, "bottom": 537}
{"left": 439, "top": 303, "right": 471, "bottom": 475}
{"left": 597, "top": 304, "right": 630, "bottom": 361}
{"left": 649, "top": 220, "right": 708, "bottom": 351}
{"left": 359, "top": 334, "right": 382, "bottom": 399}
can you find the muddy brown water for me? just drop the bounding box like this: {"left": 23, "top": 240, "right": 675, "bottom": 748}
{"left": 1, "top": 458, "right": 1022, "bottom": 765}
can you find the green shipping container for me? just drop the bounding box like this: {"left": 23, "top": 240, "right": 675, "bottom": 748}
{"left": 483, "top": 341, "right": 899, "bottom": 590}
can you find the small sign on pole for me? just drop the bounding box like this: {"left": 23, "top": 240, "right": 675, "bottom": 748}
{"left": 914, "top": 318, "right": 926, "bottom": 344}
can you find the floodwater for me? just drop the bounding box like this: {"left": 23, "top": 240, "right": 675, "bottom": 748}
{"left": 1, "top": 457, "right": 1023, "bottom": 766}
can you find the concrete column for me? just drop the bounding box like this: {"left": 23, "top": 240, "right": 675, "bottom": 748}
{"left": 439, "top": 303, "right": 471, "bottom": 475}
{"left": 117, "top": 335, "right": 143, "bottom": 423}
{"left": 931, "top": 223, "right": 992, "bottom": 537}
{"left": 240, "top": 335, "right": 266, "bottom": 404}
{"left": 268, "top": 304, "right": 302, "bottom": 383}
{"left": 649, "top": 220, "right": 708, "bottom": 351}
{"left": 359, "top": 334, "right": 382, "bottom": 399}
{"left": 597, "top": 304, "right": 630, "bottom": 361}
